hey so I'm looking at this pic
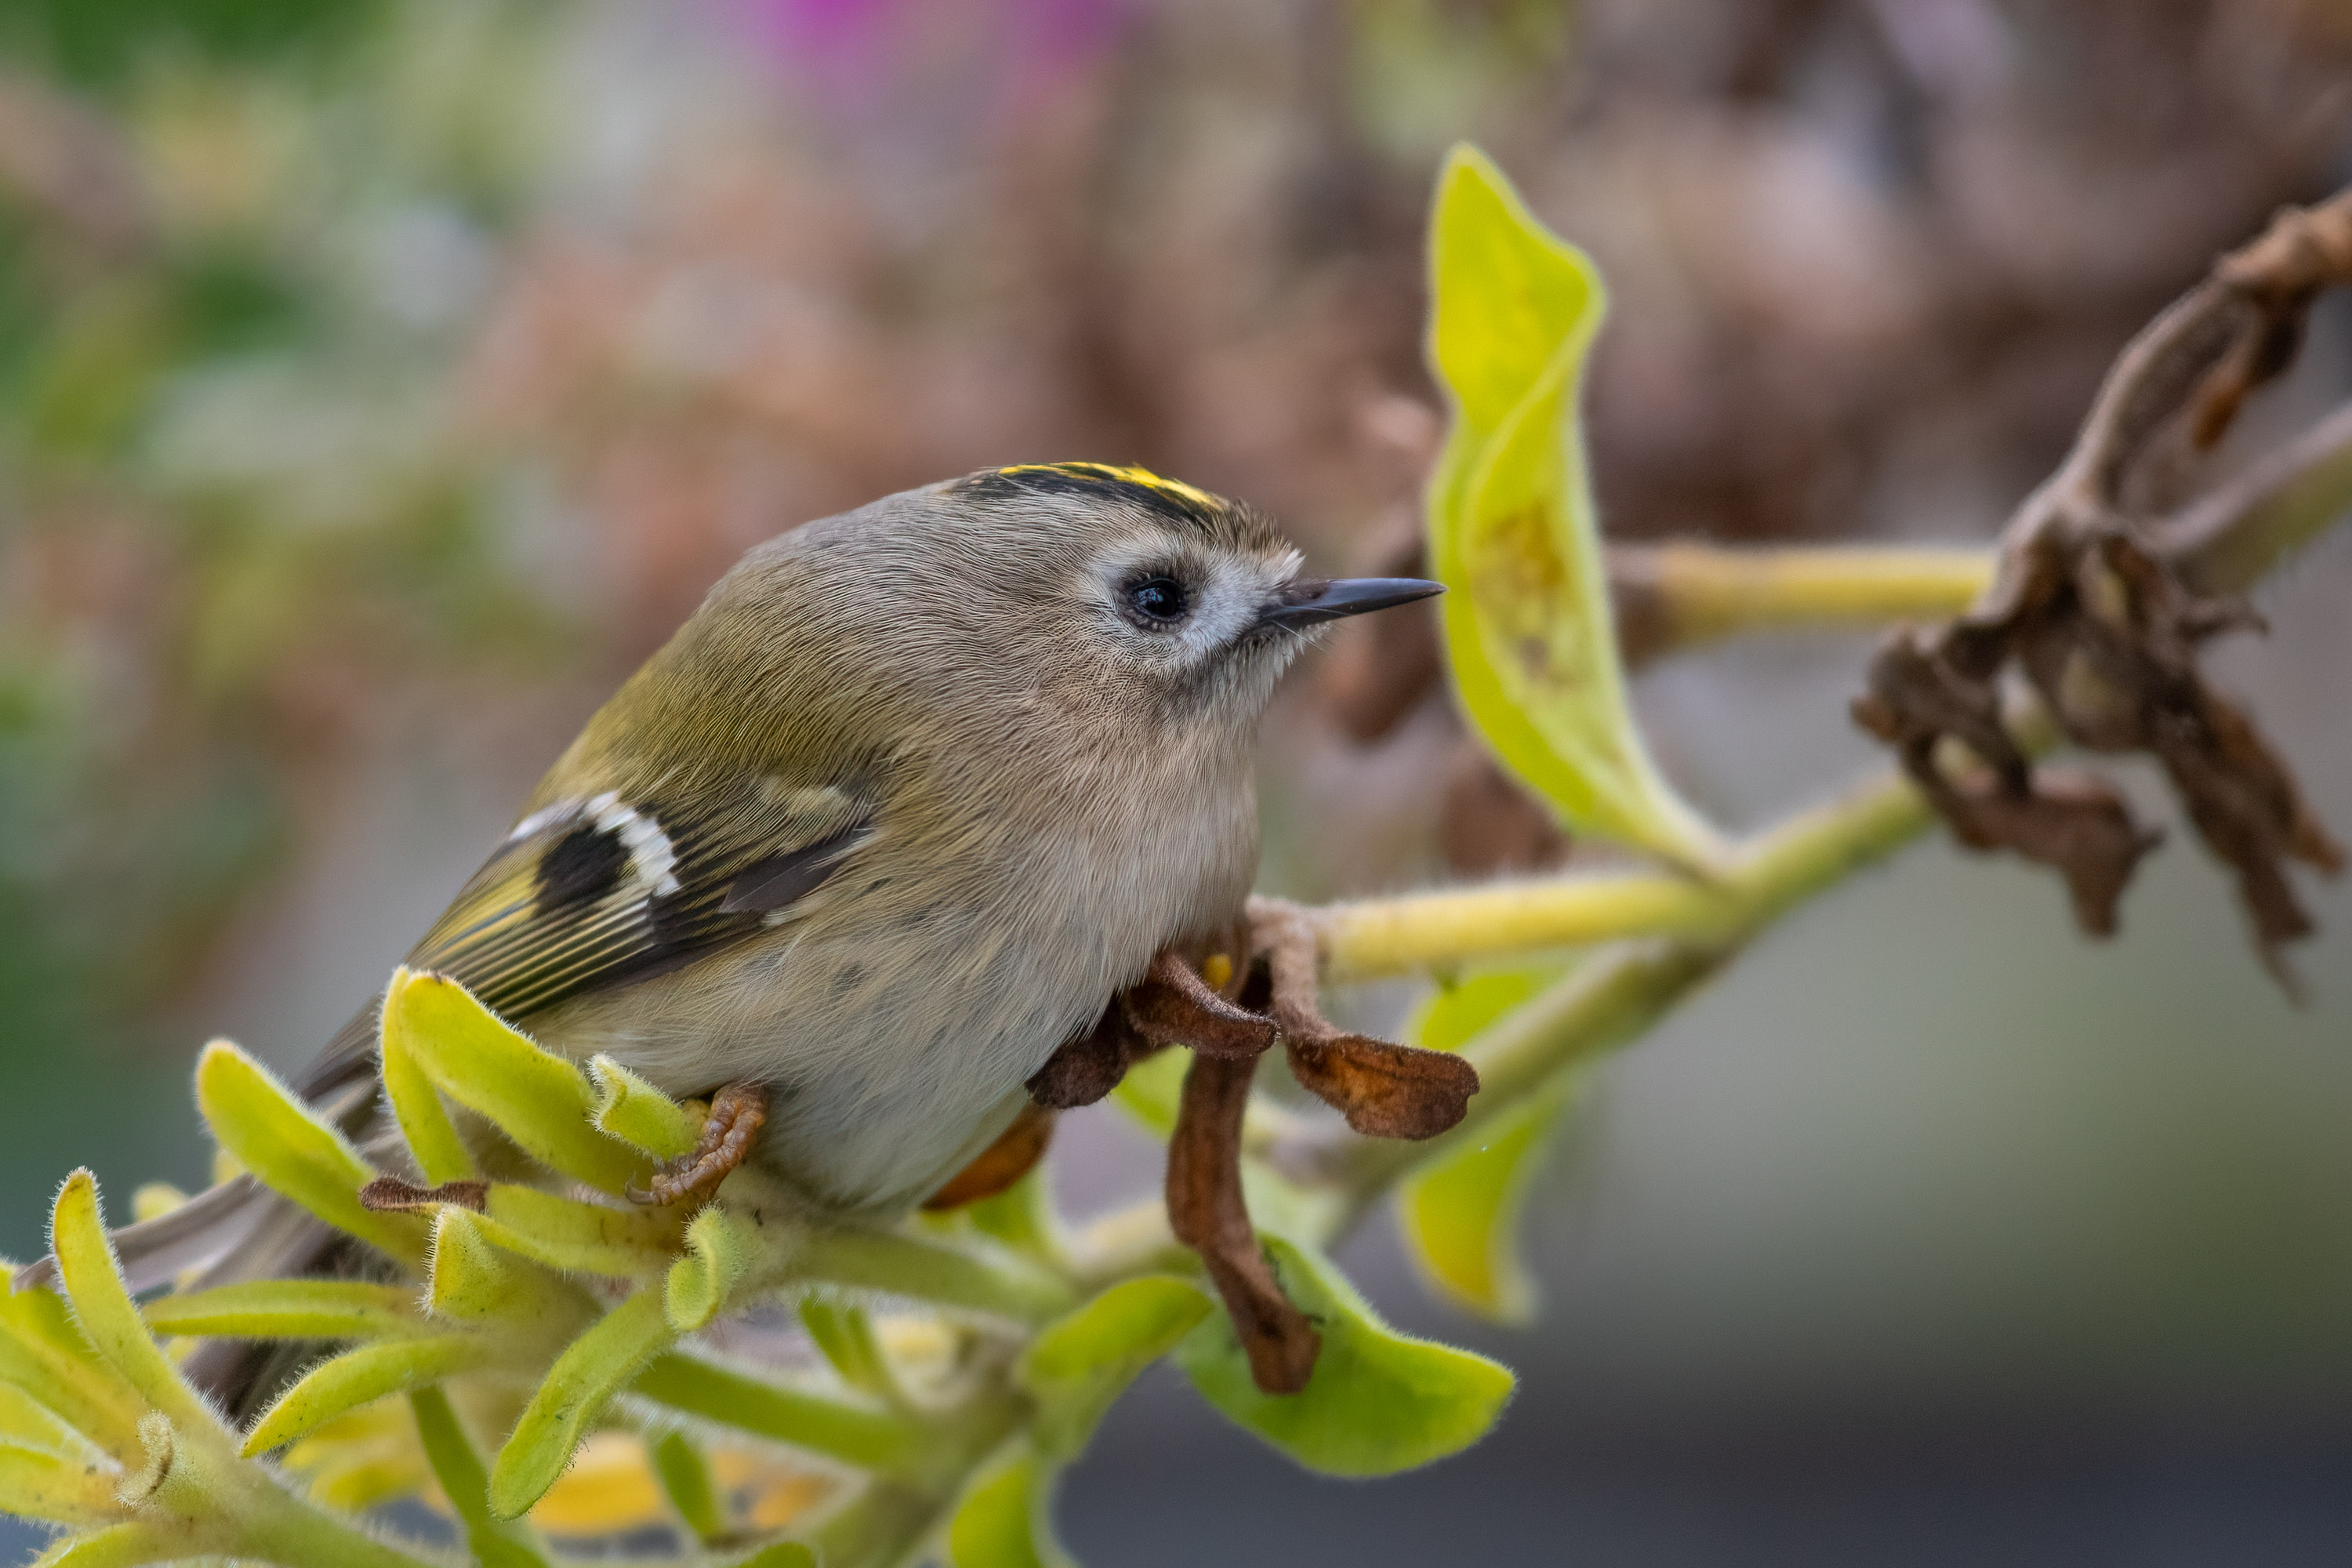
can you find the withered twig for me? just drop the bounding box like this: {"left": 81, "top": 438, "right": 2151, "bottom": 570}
{"left": 1054, "top": 912, "right": 1478, "bottom": 1394}
{"left": 1250, "top": 897, "right": 1479, "bottom": 1140}
{"left": 2160, "top": 400, "right": 2352, "bottom": 596}
{"left": 1855, "top": 186, "right": 2352, "bottom": 980}
{"left": 1167, "top": 1051, "right": 1321, "bottom": 1394}
{"left": 357, "top": 1176, "right": 489, "bottom": 1213}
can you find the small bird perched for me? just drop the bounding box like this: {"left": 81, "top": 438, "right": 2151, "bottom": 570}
{"left": 71, "top": 462, "right": 1439, "bottom": 1399}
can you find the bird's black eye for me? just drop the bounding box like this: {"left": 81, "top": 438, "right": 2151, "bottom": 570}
{"left": 1120, "top": 572, "right": 1191, "bottom": 628}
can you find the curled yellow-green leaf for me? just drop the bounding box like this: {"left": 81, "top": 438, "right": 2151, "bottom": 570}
{"left": 143, "top": 1280, "right": 425, "bottom": 1342}
{"left": 666, "top": 1206, "right": 763, "bottom": 1332}
{"left": 1426, "top": 144, "right": 1720, "bottom": 869}
{"left": 378, "top": 976, "right": 480, "bottom": 1185}
{"left": 194, "top": 1043, "right": 430, "bottom": 1272}
{"left": 488, "top": 1285, "right": 677, "bottom": 1519}
{"left": 587, "top": 1055, "right": 698, "bottom": 1160}
{"left": 385, "top": 969, "right": 650, "bottom": 1198}
{"left": 49, "top": 1171, "right": 212, "bottom": 1432}
{"left": 242, "top": 1334, "right": 492, "bottom": 1456}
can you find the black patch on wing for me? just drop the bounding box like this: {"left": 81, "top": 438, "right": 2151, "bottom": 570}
{"left": 535, "top": 823, "right": 630, "bottom": 906}
{"left": 719, "top": 823, "right": 869, "bottom": 914}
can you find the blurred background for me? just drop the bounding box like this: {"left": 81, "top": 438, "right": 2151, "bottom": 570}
{"left": 4, "top": 0, "right": 2352, "bottom": 1562}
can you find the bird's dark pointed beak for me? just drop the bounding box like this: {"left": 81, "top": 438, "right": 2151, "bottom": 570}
{"left": 1257, "top": 576, "right": 1444, "bottom": 631}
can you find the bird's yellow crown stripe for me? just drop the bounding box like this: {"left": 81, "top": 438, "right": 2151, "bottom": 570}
{"left": 992, "top": 462, "right": 1224, "bottom": 512}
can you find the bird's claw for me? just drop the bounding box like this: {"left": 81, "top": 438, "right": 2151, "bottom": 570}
{"left": 630, "top": 1080, "right": 768, "bottom": 1206}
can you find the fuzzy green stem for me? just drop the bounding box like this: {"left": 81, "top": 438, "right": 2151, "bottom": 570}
{"left": 797, "top": 1228, "right": 1076, "bottom": 1325}
{"left": 1615, "top": 543, "right": 1993, "bottom": 658}
{"left": 1321, "top": 768, "right": 1933, "bottom": 982}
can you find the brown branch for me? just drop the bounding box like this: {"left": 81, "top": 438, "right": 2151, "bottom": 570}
{"left": 1855, "top": 186, "right": 2352, "bottom": 981}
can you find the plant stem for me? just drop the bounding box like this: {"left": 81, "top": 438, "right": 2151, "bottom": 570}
{"left": 1613, "top": 543, "right": 1991, "bottom": 659}
{"left": 1319, "top": 768, "right": 1933, "bottom": 982}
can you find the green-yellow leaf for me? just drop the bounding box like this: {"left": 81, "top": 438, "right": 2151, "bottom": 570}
{"left": 1017, "top": 1276, "right": 1210, "bottom": 1462}
{"left": 29, "top": 1520, "right": 177, "bottom": 1567}
{"left": 1109, "top": 1050, "right": 1185, "bottom": 1140}
{"left": 410, "top": 1386, "right": 553, "bottom": 1568}
{"left": 650, "top": 1428, "right": 727, "bottom": 1543}
{"left": 194, "top": 1042, "right": 430, "bottom": 1272}
{"left": 0, "top": 1439, "right": 123, "bottom": 1526}
{"left": 0, "top": 1382, "right": 103, "bottom": 1461}
{"left": 49, "top": 1171, "right": 212, "bottom": 1432}
{"left": 586, "top": 1054, "right": 698, "bottom": 1160}
{"left": 471, "top": 1184, "right": 682, "bottom": 1279}
{"left": 143, "top": 1279, "right": 424, "bottom": 1341}
{"left": 488, "top": 1285, "right": 677, "bottom": 1518}
{"left": 386, "top": 969, "right": 651, "bottom": 1198}
{"left": 1176, "top": 1236, "right": 1513, "bottom": 1476}
{"left": 1405, "top": 963, "right": 1571, "bottom": 1053}
{"left": 1426, "top": 143, "right": 1720, "bottom": 868}
{"left": 243, "top": 1334, "right": 491, "bottom": 1455}
{"left": 0, "top": 1287, "right": 149, "bottom": 1462}
{"left": 666, "top": 1205, "right": 761, "bottom": 1331}
{"left": 378, "top": 977, "right": 480, "bottom": 1185}
{"left": 1396, "top": 963, "right": 1580, "bottom": 1321}
{"left": 946, "top": 1444, "right": 1076, "bottom": 1568}
{"left": 1397, "top": 1078, "right": 1575, "bottom": 1323}
{"left": 428, "top": 1209, "right": 576, "bottom": 1323}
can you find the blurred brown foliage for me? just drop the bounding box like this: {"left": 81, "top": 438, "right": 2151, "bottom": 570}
{"left": 3, "top": 0, "right": 2350, "bottom": 1047}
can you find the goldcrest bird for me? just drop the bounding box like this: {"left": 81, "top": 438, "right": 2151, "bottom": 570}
{"left": 57, "top": 463, "right": 1439, "bottom": 1398}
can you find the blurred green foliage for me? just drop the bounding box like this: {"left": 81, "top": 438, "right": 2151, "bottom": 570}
{"left": 0, "top": 0, "right": 572, "bottom": 1091}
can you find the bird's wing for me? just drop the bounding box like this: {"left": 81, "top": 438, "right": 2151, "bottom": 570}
{"left": 294, "top": 779, "right": 875, "bottom": 1104}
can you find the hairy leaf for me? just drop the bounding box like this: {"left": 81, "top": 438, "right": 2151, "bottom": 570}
{"left": 243, "top": 1334, "right": 491, "bottom": 1455}
{"left": 377, "top": 982, "right": 481, "bottom": 1185}
{"left": 194, "top": 1045, "right": 430, "bottom": 1271}
{"left": 489, "top": 1285, "right": 677, "bottom": 1518}
{"left": 1177, "top": 1236, "right": 1513, "bottom": 1476}
{"left": 385, "top": 969, "right": 650, "bottom": 1198}
{"left": 587, "top": 1055, "right": 699, "bottom": 1160}
{"left": 143, "top": 1279, "right": 425, "bottom": 1342}
{"left": 1395, "top": 964, "right": 1580, "bottom": 1321}
{"left": 667, "top": 1205, "right": 760, "bottom": 1331}
{"left": 49, "top": 1172, "right": 212, "bottom": 1432}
